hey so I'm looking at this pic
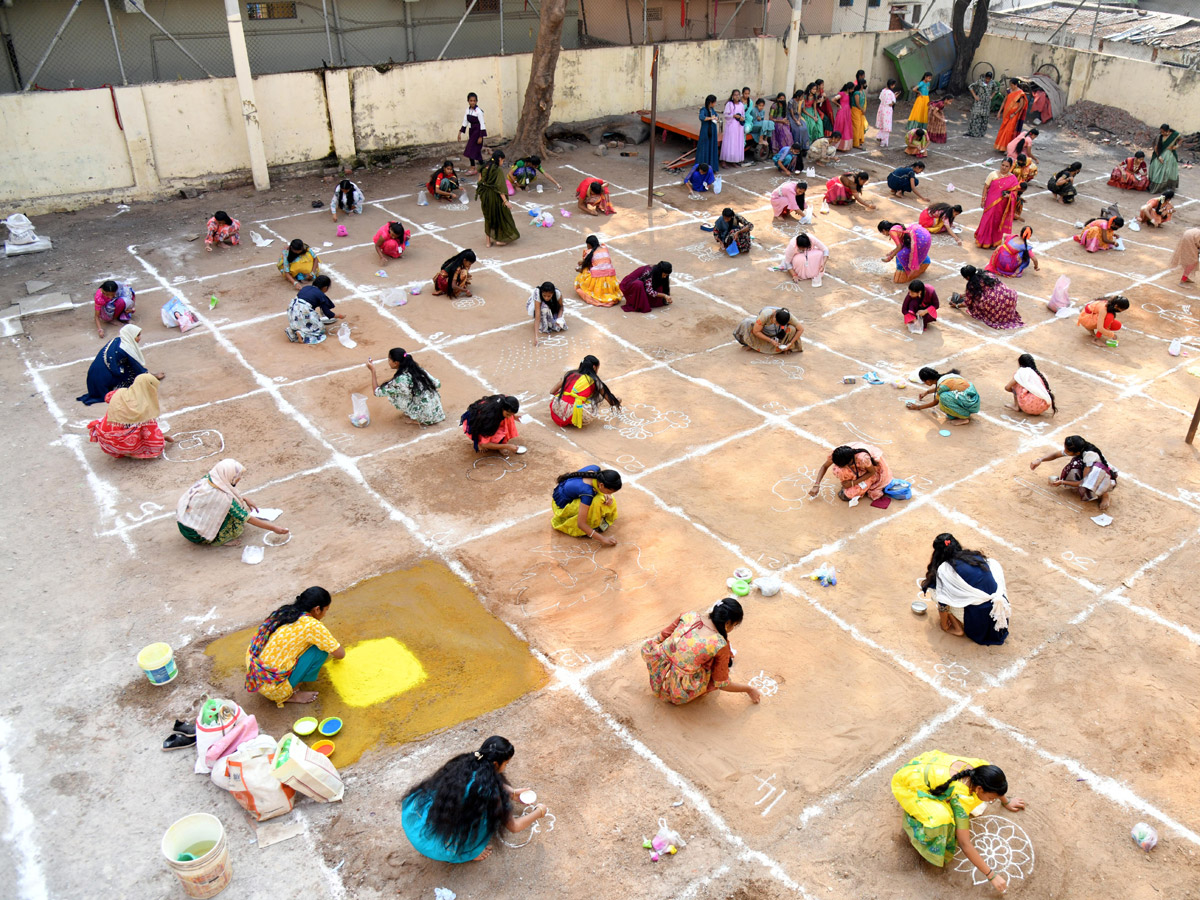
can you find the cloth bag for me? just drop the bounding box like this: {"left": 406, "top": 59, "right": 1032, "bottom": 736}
{"left": 1047, "top": 276, "right": 1071, "bottom": 312}
{"left": 211, "top": 734, "right": 296, "bottom": 821}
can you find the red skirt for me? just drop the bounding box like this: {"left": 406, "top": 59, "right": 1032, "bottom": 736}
{"left": 88, "top": 416, "right": 165, "bottom": 458}
{"left": 825, "top": 178, "right": 851, "bottom": 205}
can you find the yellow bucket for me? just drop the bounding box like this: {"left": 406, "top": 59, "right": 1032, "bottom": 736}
{"left": 137, "top": 642, "right": 178, "bottom": 685}
{"left": 161, "top": 813, "right": 231, "bottom": 898}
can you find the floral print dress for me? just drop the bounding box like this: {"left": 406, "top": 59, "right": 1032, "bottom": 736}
{"left": 375, "top": 372, "right": 445, "bottom": 426}
{"left": 641, "top": 611, "right": 731, "bottom": 705}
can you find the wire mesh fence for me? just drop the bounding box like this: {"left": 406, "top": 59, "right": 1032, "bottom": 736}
{"left": 0, "top": 0, "right": 803, "bottom": 93}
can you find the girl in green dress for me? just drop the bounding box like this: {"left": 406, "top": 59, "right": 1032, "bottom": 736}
{"left": 477, "top": 150, "right": 520, "bottom": 247}
{"left": 367, "top": 348, "right": 445, "bottom": 426}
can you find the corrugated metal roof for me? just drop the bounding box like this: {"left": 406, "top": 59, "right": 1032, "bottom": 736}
{"left": 993, "top": 2, "right": 1200, "bottom": 49}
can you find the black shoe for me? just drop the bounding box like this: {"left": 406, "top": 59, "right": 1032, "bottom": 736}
{"left": 163, "top": 732, "right": 197, "bottom": 752}
{"left": 173, "top": 719, "right": 196, "bottom": 736}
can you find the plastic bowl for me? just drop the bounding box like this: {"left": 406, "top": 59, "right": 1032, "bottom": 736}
{"left": 293, "top": 717, "right": 318, "bottom": 736}
{"left": 519, "top": 790, "right": 538, "bottom": 805}
{"left": 729, "top": 579, "right": 751, "bottom": 597}
{"left": 318, "top": 717, "right": 343, "bottom": 737}
{"left": 312, "top": 740, "right": 335, "bottom": 756}
{"left": 732, "top": 567, "right": 753, "bottom": 581}
{"left": 911, "top": 600, "right": 928, "bottom": 615}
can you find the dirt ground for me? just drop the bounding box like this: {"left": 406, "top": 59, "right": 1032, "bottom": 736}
{"left": 1, "top": 97, "right": 1199, "bottom": 900}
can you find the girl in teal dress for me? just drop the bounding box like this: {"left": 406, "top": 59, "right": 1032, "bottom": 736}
{"left": 401, "top": 737, "right": 547, "bottom": 863}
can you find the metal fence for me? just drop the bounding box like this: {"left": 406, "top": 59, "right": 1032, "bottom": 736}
{"left": 0, "top": 0, "right": 807, "bottom": 92}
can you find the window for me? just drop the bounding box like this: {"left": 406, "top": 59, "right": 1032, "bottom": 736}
{"left": 246, "top": 2, "right": 297, "bottom": 19}
{"left": 468, "top": 0, "right": 500, "bottom": 13}
{"left": 868, "top": 0, "right": 881, "bottom": 6}
{"left": 646, "top": 6, "right": 663, "bottom": 21}
{"left": 839, "top": 0, "right": 854, "bottom": 6}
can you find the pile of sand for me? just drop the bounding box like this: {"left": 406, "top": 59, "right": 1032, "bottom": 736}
{"left": 1057, "top": 100, "right": 1157, "bottom": 147}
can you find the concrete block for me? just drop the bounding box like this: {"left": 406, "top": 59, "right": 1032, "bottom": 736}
{"left": 19, "top": 292, "right": 73, "bottom": 317}
{"left": 24, "top": 280, "right": 54, "bottom": 295}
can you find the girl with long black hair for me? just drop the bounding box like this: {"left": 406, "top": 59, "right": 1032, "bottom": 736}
{"left": 919, "top": 532, "right": 1010, "bottom": 645}
{"left": 244, "top": 587, "right": 345, "bottom": 706}
{"left": 461, "top": 395, "right": 522, "bottom": 454}
{"left": 641, "top": 598, "right": 761, "bottom": 706}
{"left": 891, "top": 750, "right": 1024, "bottom": 890}
{"left": 477, "top": 150, "right": 520, "bottom": 246}
{"left": 330, "top": 179, "right": 363, "bottom": 222}
{"left": 432, "top": 249, "right": 477, "bottom": 299}
{"left": 401, "top": 736, "right": 547, "bottom": 863}
{"left": 367, "top": 348, "right": 445, "bottom": 426}
{"left": 1004, "top": 353, "right": 1056, "bottom": 416}
{"left": 550, "top": 465, "right": 622, "bottom": 543}
{"left": 548, "top": 355, "right": 621, "bottom": 428}
{"left": 574, "top": 235, "right": 622, "bottom": 306}
{"left": 1031, "top": 435, "right": 1117, "bottom": 512}
{"left": 529, "top": 281, "right": 566, "bottom": 346}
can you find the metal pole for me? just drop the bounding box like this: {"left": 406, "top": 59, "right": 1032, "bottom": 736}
{"left": 862, "top": 0, "right": 870, "bottom": 32}
{"left": 129, "top": 1, "right": 215, "bottom": 78}
{"left": 329, "top": 0, "right": 347, "bottom": 64}
{"left": 500, "top": 0, "right": 504, "bottom": 55}
{"left": 320, "top": 0, "right": 335, "bottom": 64}
{"left": 439, "top": 0, "right": 478, "bottom": 60}
{"left": 403, "top": 0, "right": 415, "bottom": 61}
{"left": 23, "top": 0, "right": 84, "bottom": 90}
{"left": 643, "top": 0, "right": 648, "bottom": 44}
{"left": 647, "top": 44, "right": 658, "bottom": 208}
{"left": 1088, "top": 0, "right": 1103, "bottom": 50}
{"left": 1046, "top": 0, "right": 1089, "bottom": 46}
{"left": 762, "top": 0, "right": 768, "bottom": 36}
{"left": 103, "top": 0, "right": 128, "bottom": 85}
{"left": 717, "top": 0, "right": 750, "bottom": 39}
{"left": 223, "top": 0, "right": 270, "bottom": 189}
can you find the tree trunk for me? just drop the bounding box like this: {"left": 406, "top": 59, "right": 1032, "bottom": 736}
{"left": 507, "top": 0, "right": 567, "bottom": 159}
{"left": 949, "top": 0, "right": 990, "bottom": 94}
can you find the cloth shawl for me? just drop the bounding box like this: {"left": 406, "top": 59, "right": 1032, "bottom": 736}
{"left": 106, "top": 373, "right": 160, "bottom": 425}
{"left": 935, "top": 559, "right": 1010, "bottom": 631}
{"left": 177, "top": 459, "right": 248, "bottom": 542}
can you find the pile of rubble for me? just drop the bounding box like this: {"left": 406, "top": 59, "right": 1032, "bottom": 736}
{"left": 1057, "top": 100, "right": 1158, "bottom": 148}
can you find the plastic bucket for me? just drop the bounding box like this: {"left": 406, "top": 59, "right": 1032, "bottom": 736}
{"left": 161, "top": 813, "right": 231, "bottom": 898}
{"left": 138, "top": 642, "right": 178, "bottom": 686}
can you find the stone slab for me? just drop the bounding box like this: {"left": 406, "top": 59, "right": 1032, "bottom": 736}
{"left": 19, "top": 292, "right": 73, "bottom": 317}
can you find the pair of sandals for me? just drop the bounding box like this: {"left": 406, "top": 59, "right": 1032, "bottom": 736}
{"left": 163, "top": 719, "right": 197, "bottom": 752}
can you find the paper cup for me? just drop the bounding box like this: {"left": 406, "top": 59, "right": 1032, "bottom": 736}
{"left": 519, "top": 790, "right": 538, "bottom": 805}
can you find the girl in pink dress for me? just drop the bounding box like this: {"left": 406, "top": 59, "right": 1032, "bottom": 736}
{"left": 720, "top": 90, "right": 746, "bottom": 165}
{"left": 834, "top": 83, "right": 855, "bottom": 151}
{"left": 783, "top": 233, "right": 829, "bottom": 282}
{"left": 769, "top": 181, "right": 809, "bottom": 219}
{"left": 876, "top": 80, "right": 897, "bottom": 148}
{"left": 975, "top": 159, "right": 1020, "bottom": 250}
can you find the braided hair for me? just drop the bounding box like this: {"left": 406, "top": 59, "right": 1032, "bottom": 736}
{"left": 1017, "top": 353, "right": 1056, "bottom": 414}
{"left": 581, "top": 235, "right": 601, "bottom": 271}
{"left": 1103, "top": 295, "right": 1130, "bottom": 315}
{"left": 1064, "top": 435, "right": 1110, "bottom": 471}
{"left": 259, "top": 587, "right": 332, "bottom": 641}
{"left": 402, "top": 736, "right": 515, "bottom": 856}
{"left": 918, "top": 366, "right": 960, "bottom": 384}
{"left": 930, "top": 763, "right": 1008, "bottom": 798}
{"left": 555, "top": 468, "right": 622, "bottom": 491}
{"left": 554, "top": 355, "right": 620, "bottom": 409}
{"left": 920, "top": 533, "right": 988, "bottom": 593}
{"left": 709, "top": 598, "right": 744, "bottom": 669}
{"left": 383, "top": 347, "right": 438, "bottom": 396}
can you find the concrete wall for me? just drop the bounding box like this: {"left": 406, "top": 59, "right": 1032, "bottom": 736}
{"left": 977, "top": 34, "right": 1200, "bottom": 129}
{"left": 5, "top": 32, "right": 1196, "bottom": 214}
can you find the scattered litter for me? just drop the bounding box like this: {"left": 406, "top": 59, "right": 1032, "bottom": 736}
{"left": 1131, "top": 822, "right": 1158, "bottom": 853}
{"left": 382, "top": 288, "right": 408, "bottom": 307}
{"left": 417, "top": 191, "right": 429, "bottom": 206}
{"left": 559, "top": 209, "right": 572, "bottom": 217}
{"left": 1055, "top": 306, "right": 1077, "bottom": 319}
{"left": 255, "top": 508, "right": 283, "bottom": 522}
{"left": 862, "top": 371, "right": 885, "bottom": 385}
{"left": 337, "top": 225, "right": 348, "bottom": 237}
{"left": 807, "top": 563, "right": 837, "bottom": 586}
{"left": 311, "top": 200, "right": 324, "bottom": 208}
{"left": 4, "top": 214, "right": 51, "bottom": 257}
{"left": 1128, "top": 220, "right": 1141, "bottom": 232}
{"left": 753, "top": 575, "right": 781, "bottom": 596}
{"left": 110, "top": 204, "right": 131, "bottom": 218}
{"left": 1091, "top": 514, "right": 1113, "bottom": 527}
{"left": 241, "top": 545, "right": 265, "bottom": 565}
{"left": 847, "top": 496, "right": 860, "bottom": 507}
{"left": 349, "top": 392, "right": 370, "bottom": 427}
{"left": 434, "top": 889, "right": 457, "bottom": 900}
{"left": 671, "top": 799, "right": 684, "bottom": 807}
{"left": 322, "top": 241, "right": 333, "bottom": 247}
{"left": 518, "top": 414, "right": 534, "bottom": 424}
{"left": 946, "top": 182, "right": 955, "bottom": 192}
{"left": 254, "top": 818, "right": 305, "bottom": 849}
{"left": 938, "top": 429, "right": 952, "bottom": 437}
{"left": 209, "top": 295, "right": 219, "bottom": 310}
{"left": 250, "top": 231, "right": 274, "bottom": 248}
{"left": 161, "top": 297, "right": 200, "bottom": 333}
{"left": 337, "top": 323, "right": 357, "bottom": 349}
{"left": 1168, "top": 338, "right": 1182, "bottom": 356}
{"left": 642, "top": 818, "right": 686, "bottom": 862}
{"left": 375, "top": 269, "right": 388, "bottom": 277}
{"left": 332, "top": 859, "right": 346, "bottom": 873}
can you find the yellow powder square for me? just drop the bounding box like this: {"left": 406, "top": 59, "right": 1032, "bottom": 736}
{"left": 325, "top": 637, "right": 428, "bottom": 707}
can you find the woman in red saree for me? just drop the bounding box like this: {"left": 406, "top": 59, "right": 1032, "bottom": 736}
{"left": 976, "top": 159, "right": 1020, "bottom": 250}
{"left": 994, "top": 81, "right": 1027, "bottom": 153}
{"left": 576, "top": 178, "right": 615, "bottom": 215}
{"left": 87, "top": 374, "right": 175, "bottom": 459}
{"left": 1107, "top": 152, "right": 1149, "bottom": 191}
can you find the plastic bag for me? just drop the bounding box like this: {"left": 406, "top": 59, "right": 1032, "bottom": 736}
{"left": 1047, "top": 275, "right": 1070, "bottom": 312}
{"left": 1131, "top": 822, "right": 1158, "bottom": 853}
{"left": 382, "top": 288, "right": 408, "bottom": 307}
{"left": 195, "top": 699, "right": 243, "bottom": 774}
{"left": 1168, "top": 338, "right": 1182, "bottom": 357}
{"left": 161, "top": 296, "right": 200, "bottom": 332}
{"left": 205, "top": 714, "right": 259, "bottom": 767}
{"left": 725, "top": 241, "right": 740, "bottom": 257}
{"left": 807, "top": 563, "right": 837, "bottom": 586}
{"left": 884, "top": 478, "right": 912, "bottom": 500}
{"left": 4, "top": 214, "right": 37, "bottom": 245}
{"left": 460, "top": 191, "right": 469, "bottom": 205}
{"left": 337, "top": 322, "right": 357, "bottom": 349}
{"left": 211, "top": 734, "right": 296, "bottom": 821}
{"left": 349, "top": 392, "right": 370, "bottom": 428}
{"left": 712, "top": 176, "right": 723, "bottom": 195}
{"left": 270, "top": 734, "right": 345, "bottom": 802}
{"left": 417, "top": 191, "right": 429, "bottom": 206}
{"left": 643, "top": 817, "right": 687, "bottom": 860}
{"left": 753, "top": 575, "right": 781, "bottom": 597}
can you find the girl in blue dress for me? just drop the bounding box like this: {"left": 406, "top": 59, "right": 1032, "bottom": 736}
{"left": 696, "top": 95, "right": 720, "bottom": 172}
{"left": 402, "top": 736, "right": 547, "bottom": 863}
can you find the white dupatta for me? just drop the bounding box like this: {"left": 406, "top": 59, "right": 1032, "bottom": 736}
{"left": 935, "top": 559, "right": 1010, "bottom": 631}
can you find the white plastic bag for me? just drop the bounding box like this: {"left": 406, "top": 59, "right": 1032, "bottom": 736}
{"left": 417, "top": 191, "right": 429, "bottom": 206}
{"left": 1047, "top": 275, "right": 1070, "bottom": 312}
{"left": 270, "top": 733, "right": 345, "bottom": 802}
{"left": 1168, "top": 338, "right": 1182, "bottom": 357}
{"left": 337, "top": 322, "right": 357, "bottom": 348}
{"left": 798, "top": 209, "right": 814, "bottom": 225}
{"left": 349, "top": 392, "right": 370, "bottom": 428}
{"left": 753, "top": 575, "right": 781, "bottom": 597}
{"left": 211, "top": 734, "right": 296, "bottom": 821}
{"left": 4, "top": 214, "right": 37, "bottom": 245}
{"left": 713, "top": 176, "right": 723, "bottom": 195}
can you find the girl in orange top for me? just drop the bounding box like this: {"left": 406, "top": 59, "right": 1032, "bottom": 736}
{"left": 994, "top": 80, "right": 1027, "bottom": 153}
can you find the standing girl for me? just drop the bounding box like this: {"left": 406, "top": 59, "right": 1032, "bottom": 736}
{"left": 477, "top": 151, "right": 520, "bottom": 247}
{"left": 458, "top": 92, "right": 487, "bottom": 176}
{"left": 850, "top": 79, "right": 867, "bottom": 148}
{"left": 720, "top": 90, "right": 746, "bottom": 166}
{"left": 834, "top": 83, "right": 855, "bottom": 151}
{"left": 876, "top": 79, "right": 897, "bottom": 148}
{"left": 907, "top": 72, "right": 932, "bottom": 131}
{"left": 697, "top": 95, "right": 721, "bottom": 172}
{"left": 769, "top": 92, "right": 792, "bottom": 154}
{"left": 367, "top": 348, "right": 445, "bottom": 426}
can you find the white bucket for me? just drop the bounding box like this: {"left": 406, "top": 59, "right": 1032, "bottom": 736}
{"left": 161, "top": 813, "right": 232, "bottom": 898}
{"left": 137, "top": 642, "right": 178, "bottom": 685}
